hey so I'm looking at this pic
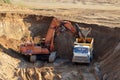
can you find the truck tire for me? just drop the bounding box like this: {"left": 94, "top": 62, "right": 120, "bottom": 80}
{"left": 49, "top": 52, "right": 56, "bottom": 63}
{"left": 30, "top": 55, "right": 36, "bottom": 63}
{"left": 90, "top": 54, "right": 93, "bottom": 62}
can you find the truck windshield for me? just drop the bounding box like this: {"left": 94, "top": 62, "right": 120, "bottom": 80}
{"left": 74, "top": 47, "right": 88, "bottom": 54}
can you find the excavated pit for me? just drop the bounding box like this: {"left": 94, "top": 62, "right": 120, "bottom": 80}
{"left": 0, "top": 13, "right": 120, "bottom": 80}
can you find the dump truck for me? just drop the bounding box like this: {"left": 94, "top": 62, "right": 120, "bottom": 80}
{"left": 72, "top": 24, "right": 94, "bottom": 63}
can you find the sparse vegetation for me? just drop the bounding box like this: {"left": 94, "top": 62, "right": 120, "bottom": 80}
{"left": 0, "top": 0, "right": 11, "bottom": 3}
{"left": 5, "top": 0, "right": 11, "bottom": 3}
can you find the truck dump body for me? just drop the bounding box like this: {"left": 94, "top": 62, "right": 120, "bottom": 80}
{"left": 75, "top": 38, "right": 93, "bottom": 48}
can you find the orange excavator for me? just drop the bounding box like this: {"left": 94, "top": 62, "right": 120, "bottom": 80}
{"left": 19, "top": 18, "right": 77, "bottom": 62}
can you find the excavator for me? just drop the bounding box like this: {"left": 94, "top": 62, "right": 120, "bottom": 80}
{"left": 19, "top": 18, "right": 77, "bottom": 62}
{"left": 19, "top": 17, "right": 93, "bottom": 63}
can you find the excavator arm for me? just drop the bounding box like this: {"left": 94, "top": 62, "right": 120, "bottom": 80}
{"left": 45, "top": 18, "right": 60, "bottom": 51}
{"left": 45, "top": 18, "right": 77, "bottom": 51}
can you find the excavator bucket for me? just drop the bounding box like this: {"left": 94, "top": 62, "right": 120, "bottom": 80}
{"left": 75, "top": 23, "right": 91, "bottom": 38}
{"left": 79, "top": 27, "right": 91, "bottom": 38}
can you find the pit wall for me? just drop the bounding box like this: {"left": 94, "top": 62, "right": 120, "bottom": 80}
{"left": 0, "top": 13, "right": 28, "bottom": 40}
{"left": 0, "top": 13, "right": 52, "bottom": 40}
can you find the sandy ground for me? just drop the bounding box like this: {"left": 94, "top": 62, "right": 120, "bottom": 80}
{"left": 0, "top": 1, "right": 120, "bottom": 80}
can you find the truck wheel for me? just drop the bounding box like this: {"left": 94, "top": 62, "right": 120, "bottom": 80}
{"left": 90, "top": 54, "right": 93, "bottom": 62}
{"left": 30, "top": 55, "right": 36, "bottom": 63}
{"left": 49, "top": 52, "right": 56, "bottom": 63}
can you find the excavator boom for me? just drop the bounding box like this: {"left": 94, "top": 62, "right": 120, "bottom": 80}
{"left": 45, "top": 18, "right": 77, "bottom": 51}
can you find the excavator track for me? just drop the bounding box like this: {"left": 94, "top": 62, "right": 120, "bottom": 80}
{"left": 30, "top": 55, "right": 37, "bottom": 63}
